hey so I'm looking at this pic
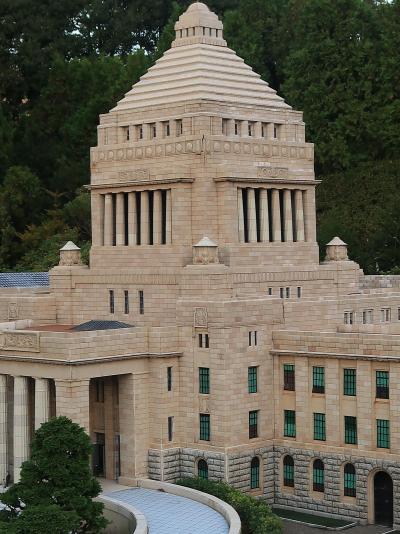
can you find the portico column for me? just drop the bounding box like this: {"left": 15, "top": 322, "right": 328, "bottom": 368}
{"left": 116, "top": 193, "right": 125, "bottom": 246}
{"left": 166, "top": 190, "right": 172, "bottom": 244}
{"left": 128, "top": 192, "right": 137, "bottom": 246}
{"left": 0, "top": 375, "right": 8, "bottom": 485}
{"left": 259, "top": 189, "right": 269, "bottom": 242}
{"left": 91, "top": 194, "right": 103, "bottom": 246}
{"left": 227, "top": 119, "right": 235, "bottom": 136}
{"left": 294, "top": 190, "right": 305, "bottom": 242}
{"left": 283, "top": 189, "right": 293, "bottom": 242}
{"left": 14, "top": 376, "right": 30, "bottom": 483}
{"left": 35, "top": 378, "right": 50, "bottom": 430}
{"left": 140, "top": 191, "right": 150, "bottom": 245}
{"left": 241, "top": 120, "right": 249, "bottom": 137}
{"left": 153, "top": 190, "right": 163, "bottom": 245}
{"left": 104, "top": 193, "right": 113, "bottom": 246}
{"left": 304, "top": 188, "right": 317, "bottom": 242}
{"left": 254, "top": 122, "right": 262, "bottom": 138}
{"left": 271, "top": 189, "right": 281, "bottom": 242}
{"left": 247, "top": 188, "right": 257, "bottom": 243}
{"left": 237, "top": 189, "right": 245, "bottom": 243}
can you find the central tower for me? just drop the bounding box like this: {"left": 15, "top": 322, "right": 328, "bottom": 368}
{"left": 89, "top": 1, "right": 317, "bottom": 271}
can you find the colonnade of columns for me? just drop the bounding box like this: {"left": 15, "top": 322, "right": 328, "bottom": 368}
{"left": 223, "top": 118, "right": 281, "bottom": 140}
{"left": 0, "top": 376, "right": 51, "bottom": 485}
{"left": 238, "top": 187, "right": 307, "bottom": 243}
{"left": 98, "top": 189, "right": 172, "bottom": 247}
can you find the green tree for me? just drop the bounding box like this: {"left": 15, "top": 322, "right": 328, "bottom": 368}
{"left": 0, "top": 417, "right": 106, "bottom": 533}
{"left": 0, "top": 505, "right": 80, "bottom": 534}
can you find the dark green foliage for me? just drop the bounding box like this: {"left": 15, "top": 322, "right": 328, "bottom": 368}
{"left": 0, "top": 0, "right": 399, "bottom": 273}
{"left": 177, "top": 477, "right": 282, "bottom": 534}
{"left": 0, "top": 417, "right": 107, "bottom": 533}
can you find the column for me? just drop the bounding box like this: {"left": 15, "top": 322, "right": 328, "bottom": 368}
{"left": 0, "top": 375, "right": 7, "bottom": 486}
{"left": 227, "top": 119, "right": 235, "bottom": 136}
{"left": 14, "top": 376, "right": 30, "bottom": 483}
{"left": 55, "top": 379, "right": 90, "bottom": 433}
{"left": 116, "top": 193, "right": 125, "bottom": 246}
{"left": 271, "top": 189, "right": 281, "bottom": 242}
{"left": 104, "top": 378, "right": 116, "bottom": 480}
{"left": 294, "top": 189, "right": 305, "bottom": 242}
{"left": 140, "top": 191, "right": 150, "bottom": 245}
{"left": 240, "top": 120, "right": 249, "bottom": 137}
{"left": 166, "top": 190, "right": 172, "bottom": 244}
{"left": 91, "top": 194, "right": 103, "bottom": 246}
{"left": 259, "top": 189, "right": 269, "bottom": 242}
{"left": 142, "top": 123, "right": 151, "bottom": 141}
{"left": 104, "top": 193, "right": 113, "bottom": 246}
{"left": 156, "top": 122, "right": 163, "bottom": 139}
{"left": 267, "top": 123, "right": 275, "bottom": 140}
{"left": 128, "top": 192, "right": 137, "bottom": 246}
{"left": 247, "top": 188, "right": 257, "bottom": 243}
{"left": 34, "top": 378, "right": 50, "bottom": 430}
{"left": 237, "top": 189, "right": 245, "bottom": 243}
{"left": 304, "top": 188, "right": 317, "bottom": 242}
{"left": 254, "top": 121, "right": 262, "bottom": 138}
{"left": 283, "top": 189, "right": 293, "bottom": 242}
{"left": 153, "top": 190, "right": 163, "bottom": 245}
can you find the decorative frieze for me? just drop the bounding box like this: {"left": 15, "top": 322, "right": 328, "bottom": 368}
{"left": 7, "top": 302, "right": 18, "bottom": 321}
{"left": 1, "top": 332, "right": 40, "bottom": 352}
{"left": 194, "top": 307, "right": 208, "bottom": 328}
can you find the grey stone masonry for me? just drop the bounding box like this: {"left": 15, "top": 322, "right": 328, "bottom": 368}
{"left": 229, "top": 446, "right": 274, "bottom": 503}
{"left": 148, "top": 448, "right": 180, "bottom": 482}
{"left": 180, "top": 448, "right": 225, "bottom": 481}
{"left": 274, "top": 446, "right": 400, "bottom": 527}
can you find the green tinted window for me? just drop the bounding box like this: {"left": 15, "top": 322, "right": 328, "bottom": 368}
{"left": 377, "top": 419, "right": 390, "bottom": 448}
{"left": 344, "top": 369, "right": 356, "bottom": 396}
{"left": 313, "top": 413, "right": 326, "bottom": 441}
{"left": 248, "top": 367, "right": 258, "bottom": 393}
{"left": 284, "top": 410, "right": 296, "bottom": 438}
{"left": 344, "top": 416, "right": 357, "bottom": 445}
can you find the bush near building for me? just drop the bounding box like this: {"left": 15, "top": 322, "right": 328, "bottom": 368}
{"left": 177, "top": 477, "right": 282, "bottom": 534}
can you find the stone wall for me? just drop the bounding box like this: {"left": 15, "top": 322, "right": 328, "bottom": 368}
{"left": 228, "top": 446, "right": 274, "bottom": 502}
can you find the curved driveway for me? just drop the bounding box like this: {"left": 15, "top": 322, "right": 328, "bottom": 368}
{"left": 107, "top": 487, "right": 229, "bottom": 534}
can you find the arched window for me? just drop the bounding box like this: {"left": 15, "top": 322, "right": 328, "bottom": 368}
{"left": 283, "top": 455, "right": 294, "bottom": 487}
{"left": 313, "top": 459, "right": 324, "bottom": 492}
{"left": 198, "top": 459, "right": 208, "bottom": 480}
{"left": 250, "top": 457, "right": 260, "bottom": 489}
{"left": 344, "top": 463, "right": 356, "bottom": 497}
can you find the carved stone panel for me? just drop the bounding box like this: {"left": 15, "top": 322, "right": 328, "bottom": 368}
{"left": 1, "top": 332, "right": 40, "bottom": 352}
{"left": 194, "top": 307, "right": 208, "bottom": 328}
{"left": 8, "top": 302, "right": 18, "bottom": 320}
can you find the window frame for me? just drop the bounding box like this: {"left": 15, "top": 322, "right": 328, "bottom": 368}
{"left": 377, "top": 419, "right": 390, "bottom": 449}
{"left": 109, "top": 289, "right": 115, "bottom": 314}
{"left": 312, "top": 459, "right": 324, "bottom": 493}
{"left": 313, "top": 412, "right": 326, "bottom": 441}
{"left": 199, "top": 414, "right": 210, "bottom": 441}
{"left": 249, "top": 410, "right": 259, "bottom": 439}
{"left": 343, "top": 368, "right": 356, "bottom": 396}
{"left": 376, "top": 370, "right": 389, "bottom": 399}
{"left": 198, "top": 459, "right": 208, "bottom": 479}
{"left": 168, "top": 416, "right": 174, "bottom": 442}
{"left": 344, "top": 463, "right": 356, "bottom": 498}
{"left": 167, "top": 366, "right": 172, "bottom": 392}
{"left": 250, "top": 457, "right": 260, "bottom": 489}
{"left": 284, "top": 410, "right": 296, "bottom": 438}
{"left": 344, "top": 416, "right": 357, "bottom": 445}
{"left": 199, "top": 367, "right": 210, "bottom": 395}
{"left": 312, "top": 366, "right": 325, "bottom": 394}
{"left": 283, "top": 455, "right": 294, "bottom": 488}
{"left": 283, "top": 364, "right": 295, "bottom": 391}
{"left": 248, "top": 366, "right": 258, "bottom": 394}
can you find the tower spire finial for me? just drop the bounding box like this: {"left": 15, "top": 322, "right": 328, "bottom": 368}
{"left": 173, "top": 2, "right": 226, "bottom": 48}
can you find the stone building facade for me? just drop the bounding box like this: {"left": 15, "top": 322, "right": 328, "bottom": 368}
{"left": 0, "top": 2, "right": 399, "bottom": 527}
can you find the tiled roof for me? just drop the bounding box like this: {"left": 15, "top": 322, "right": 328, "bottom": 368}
{"left": 72, "top": 320, "right": 134, "bottom": 332}
{"left": 0, "top": 272, "right": 49, "bottom": 288}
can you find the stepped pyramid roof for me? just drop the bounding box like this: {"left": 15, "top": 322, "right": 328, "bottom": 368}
{"left": 113, "top": 2, "right": 290, "bottom": 112}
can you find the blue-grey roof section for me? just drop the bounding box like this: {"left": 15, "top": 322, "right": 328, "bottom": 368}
{"left": 107, "top": 488, "right": 229, "bottom": 534}
{"left": 0, "top": 272, "right": 49, "bottom": 288}
{"left": 73, "top": 320, "right": 134, "bottom": 332}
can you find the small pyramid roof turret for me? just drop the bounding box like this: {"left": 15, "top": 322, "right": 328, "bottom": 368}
{"left": 112, "top": 2, "right": 290, "bottom": 111}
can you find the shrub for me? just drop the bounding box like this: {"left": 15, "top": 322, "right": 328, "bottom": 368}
{"left": 176, "top": 478, "right": 282, "bottom": 534}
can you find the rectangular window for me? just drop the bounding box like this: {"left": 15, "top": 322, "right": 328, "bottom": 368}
{"left": 280, "top": 287, "right": 284, "bottom": 299}
{"left": 343, "top": 369, "right": 356, "bottom": 396}
{"left": 96, "top": 380, "right": 105, "bottom": 403}
{"left": 283, "top": 364, "right": 295, "bottom": 391}
{"left": 312, "top": 367, "right": 325, "bottom": 394}
{"left": 261, "top": 123, "right": 267, "bottom": 138}
{"left": 124, "top": 290, "right": 129, "bottom": 314}
{"left": 248, "top": 331, "right": 257, "bottom": 347}
{"left": 285, "top": 287, "right": 290, "bottom": 299}
{"left": 109, "top": 290, "right": 115, "bottom": 314}
{"left": 268, "top": 288, "right": 273, "bottom": 296}
{"left": 234, "top": 121, "right": 240, "bottom": 135}
{"left": 138, "top": 290, "right": 144, "bottom": 314}
{"left": 344, "top": 311, "right": 354, "bottom": 325}
{"left": 248, "top": 122, "right": 254, "bottom": 136}
{"left": 283, "top": 459, "right": 294, "bottom": 487}
{"left": 123, "top": 126, "right": 130, "bottom": 141}
{"left": 168, "top": 416, "right": 174, "bottom": 442}
{"left": 273, "top": 124, "right": 279, "bottom": 139}
{"left": 199, "top": 367, "right": 210, "bottom": 394}
{"left": 163, "top": 121, "right": 170, "bottom": 137}
{"left": 398, "top": 307, "right": 400, "bottom": 321}
{"left": 297, "top": 286, "right": 302, "bottom": 298}
{"left": 377, "top": 419, "right": 390, "bottom": 448}
{"left": 176, "top": 119, "right": 183, "bottom": 136}
{"left": 167, "top": 367, "right": 172, "bottom": 392}
{"left": 199, "top": 414, "right": 210, "bottom": 441}
{"left": 198, "top": 333, "right": 209, "bottom": 348}
{"left": 138, "top": 125, "right": 143, "bottom": 140}
{"left": 248, "top": 367, "right": 258, "bottom": 393}
{"left": 249, "top": 410, "right": 258, "bottom": 439}
{"left": 150, "top": 123, "right": 156, "bottom": 138}
{"left": 313, "top": 413, "right": 326, "bottom": 441}
{"left": 363, "top": 309, "right": 373, "bottom": 324}
{"left": 376, "top": 370, "right": 389, "bottom": 399}
{"left": 284, "top": 410, "right": 296, "bottom": 438}
{"left": 344, "top": 466, "right": 356, "bottom": 497}
{"left": 344, "top": 416, "right": 357, "bottom": 445}
{"left": 381, "top": 308, "right": 391, "bottom": 322}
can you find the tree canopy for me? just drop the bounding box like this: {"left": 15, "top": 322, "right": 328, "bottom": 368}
{"left": 0, "top": 0, "right": 399, "bottom": 273}
{"left": 0, "top": 416, "right": 106, "bottom": 534}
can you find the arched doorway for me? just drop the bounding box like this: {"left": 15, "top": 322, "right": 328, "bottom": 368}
{"left": 374, "top": 471, "right": 393, "bottom": 526}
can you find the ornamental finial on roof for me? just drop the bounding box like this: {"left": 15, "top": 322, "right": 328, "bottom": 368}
{"left": 173, "top": 2, "right": 226, "bottom": 48}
